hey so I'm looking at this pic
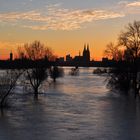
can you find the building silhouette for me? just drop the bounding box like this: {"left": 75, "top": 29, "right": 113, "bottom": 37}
{"left": 73, "top": 44, "right": 90, "bottom": 66}
{"left": 83, "top": 44, "right": 90, "bottom": 64}
{"left": 66, "top": 54, "right": 72, "bottom": 62}
{"left": 56, "top": 44, "right": 91, "bottom": 66}
{"left": 10, "top": 51, "right": 13, "bottom": 61}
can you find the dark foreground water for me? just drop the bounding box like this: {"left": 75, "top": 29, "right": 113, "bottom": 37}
{"left": 0, "top": 67, "right": 140, "bottom": 140}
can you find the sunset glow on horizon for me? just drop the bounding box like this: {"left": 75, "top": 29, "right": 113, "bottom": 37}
{"left": 0, "top": 0, "right": 140, "bottom": 60}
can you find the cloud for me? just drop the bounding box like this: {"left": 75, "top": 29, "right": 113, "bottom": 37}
{"left": 0, "top": 11, "right": 41, "bottom": 22}
{"left": 116, "top": 1, "right": 140, "bottom": 15}
{"left": 126, "top": 1, "right": 140, "bottom": 7}
{"left": 0, "top": 41, "right": 22, "bottom": 50}
{"left": 24, "top": 9, "right": 124, "bottom": 30}
{"left": 0, "top": 4, "right": 124, "bottom": 31}
{"left": 118, "top": 1, "right": 129, "bottom": 7}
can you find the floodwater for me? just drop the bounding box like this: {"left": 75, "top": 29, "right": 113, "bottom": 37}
{"left": 0, "top": 67, "right": 140, "bottom": 140}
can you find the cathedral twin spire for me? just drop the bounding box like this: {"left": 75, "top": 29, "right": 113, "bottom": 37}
{"left": 83, "top": 43, "right": 90, "bottom": 62}
{"left": 83, "top": 44, "right": 89, "bottom": 51}
{"left": 84, "top": 44, "right": 89, "bottom": 51}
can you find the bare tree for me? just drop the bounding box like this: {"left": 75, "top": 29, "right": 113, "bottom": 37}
{"left": 119, "top": 21, "right": 140, "bottom": 61}
{"left": 23, "top": 41, "right": 55, "bottom": 61}
{"left": 25, "top": 68, "right": 48, "bottom": 97}
{"left": 17, "top": 46, "right": 26, "bottom": 60}
{"left": 0, "top": 70, "right": 23, "bottom": 107}
{"left": 20, "top": 40, "right": 55, "bottom": 97}
{"left": 106, "top": 21, "right": 140, "bottom": 97}
{"left": 118, "top": 21, "right": 140, "bottom": 97}
{"left": 104, "top": 42, "right": 123, "bottom": 61}
{"left": 44, "top": 48, "right": 56, "bottom": 61}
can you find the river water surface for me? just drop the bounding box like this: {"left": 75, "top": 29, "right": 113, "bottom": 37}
{"left": 0, "top": 67, "right": 140, "bottom": 140}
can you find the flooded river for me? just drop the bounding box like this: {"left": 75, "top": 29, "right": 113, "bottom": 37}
{"left": 0, "top": 67, "right": 140, "bottom": 140}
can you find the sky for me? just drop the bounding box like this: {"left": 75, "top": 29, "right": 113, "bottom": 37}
{"left": 0, "top": 0, "right": 140, "bottom": 60}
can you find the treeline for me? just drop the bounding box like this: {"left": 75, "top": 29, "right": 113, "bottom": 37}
{"left": 0, "top": 59, "right": 54, "bottom": 69}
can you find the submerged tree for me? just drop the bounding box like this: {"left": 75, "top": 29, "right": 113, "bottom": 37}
{"left": 118, "top": 21, "right": 140, "bottom": 97}
{"left": 0, "top": 70, "right": 23, "bottom": 107}
{"left": 19, "top": 40, "right": 55, "bottom": 97}
{"left": 50, "top": 66, "right": 64, "bottom": 82}
{"left": 26, "top": 67, "right": 48, "bottom": 97}
{"left": 106, "top": 21, "right": 140, "bottom": 97}
{"left": 107, "top": 67, "right": 130, "bottom": 93}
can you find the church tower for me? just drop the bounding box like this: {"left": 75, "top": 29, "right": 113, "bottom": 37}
{"left": 86, "top": 44, "right": 90, "bottom": 62}
{"left": 82, "top": 44, "right": 90, "bottom": 64}
{"left": 10, "top": 51, "right": 13, "bottom": 61}
{"left": 83, "top": 44, "right": 86, "bottom": 57}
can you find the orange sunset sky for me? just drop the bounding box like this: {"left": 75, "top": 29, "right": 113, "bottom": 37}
{"left": 0, "top": 0, "right": 140, "bottom": 60}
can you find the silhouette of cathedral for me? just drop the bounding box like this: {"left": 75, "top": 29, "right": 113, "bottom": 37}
{"left": 73, "top": 44, "right": 90, "bottom": 66}
{"left": 83, "top": 44, "right": 90, "bottom": 63}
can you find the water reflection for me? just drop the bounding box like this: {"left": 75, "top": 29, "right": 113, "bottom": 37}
{"left": 0, "top": 67, "right": 140, "bottom": 140}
